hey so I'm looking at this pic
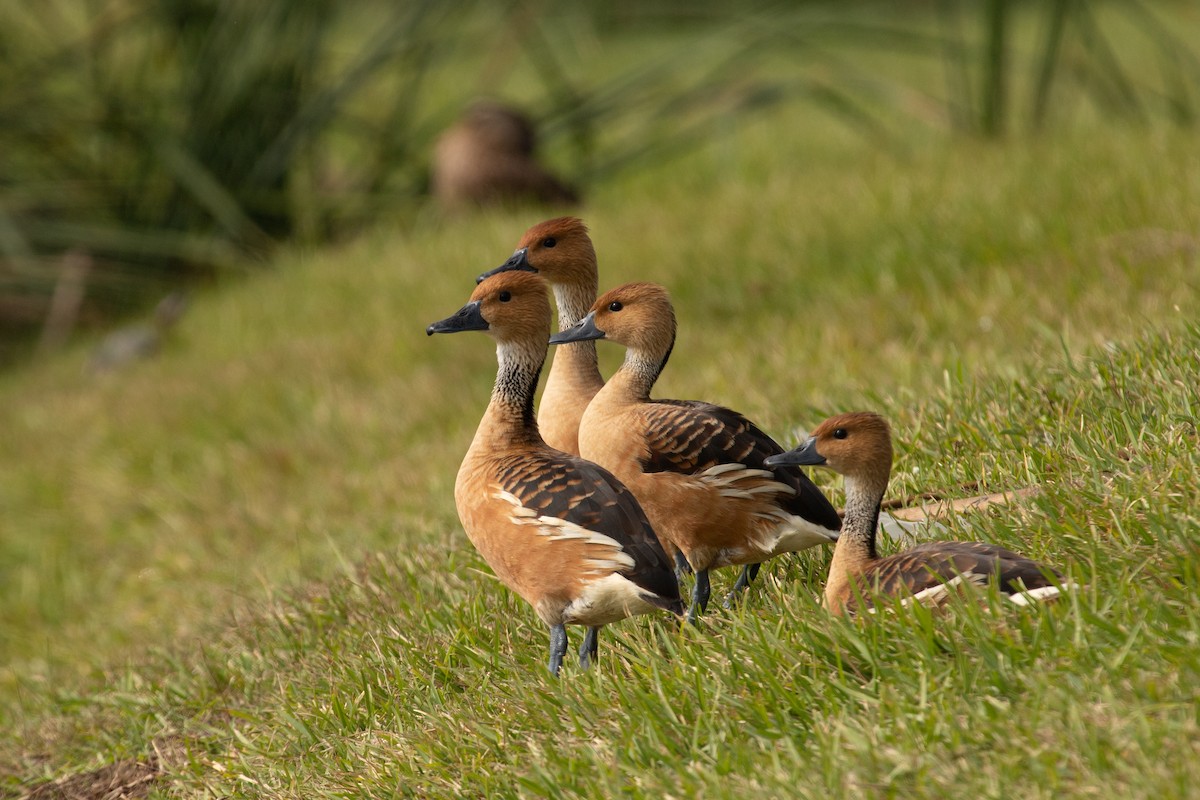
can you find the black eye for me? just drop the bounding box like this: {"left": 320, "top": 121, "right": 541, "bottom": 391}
{"left": 542, "top": 237, "right": 556, "bottom": 248}
{"left": 833, "top": 428, "right": 848, "bottom": 440}
{"left": 608, "top": 301, "right": 623, "bottom": 312}
{"left": 499, "top": 291, "right": 512, "bottom": 302}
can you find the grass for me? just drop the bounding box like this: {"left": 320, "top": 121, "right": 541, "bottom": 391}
{"left": 3, "top": 6, "right": 1200, "bottom": 798}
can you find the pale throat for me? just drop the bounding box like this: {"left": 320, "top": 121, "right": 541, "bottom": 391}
{"left": 549, "top": 281, "right": 602, "bottom": 390}
{"left": 609, "top": 349, "right": 662, "bottom": 402}
{"left": 553, "top": 282, "right": 598, "bottom": 329}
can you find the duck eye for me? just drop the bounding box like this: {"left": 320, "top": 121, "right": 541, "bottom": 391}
{"left": 608, "top": 301, "right": 623, "bottom": 312}
{"left": 542, "top": 237, "right": 556, "bottom": 248}
{"left": 498, "top": 291, "right": 512, "bottom": 302}
{"left": 833, "top": 428, "right": 848, "bottom": 440}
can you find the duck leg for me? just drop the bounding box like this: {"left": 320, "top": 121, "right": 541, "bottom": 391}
{"left": 578, "top": 626, "right": 600, "bottom": 668}
{"left": 548, "top": 624, "right": 569, "bottom": 676}
{"left": 723, "top": 562, "right": 762, "bottom": 608}
{"left": 673, "top": 551, "right": 693, "bottom": 581}
{"left": 686, "top": 569, "right": 712, "bottom": 625}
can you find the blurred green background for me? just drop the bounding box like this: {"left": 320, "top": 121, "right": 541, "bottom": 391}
{"left": 4, "top": 2, "right": 1200, "bottom": 795}
{"left": 2, "top": 0, "right": 1196, "bottom": 367}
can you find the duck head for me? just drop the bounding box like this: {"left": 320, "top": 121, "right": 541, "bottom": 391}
{"left": 548, "top": 282, "right": 676, "bottom": 354}
{"left": 477, "top": 217, "right": 597, "bottom": 287}
{"left": 764, "top": 412, "right": 893, "bottom": 487}
{"left": 427, "top": 271, "right": 552, "bottom": 344}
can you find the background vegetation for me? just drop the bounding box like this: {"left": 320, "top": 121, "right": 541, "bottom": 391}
{"left": 2, "top": 0, "right": 1196, "bottom": 364}
{"left": 1, "top": 1, "right": 1198, "bottom": 797}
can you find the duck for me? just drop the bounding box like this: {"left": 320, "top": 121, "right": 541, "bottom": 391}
{"left": 431, "top": 100, "right": 579, "bottom": 211}
{"left": 427, "top": 271, "right": 682, "bottom": 675}
{"left": 763, "top": 411, "right": 1068, "bottom": 615}
{"left": 549, "top": 282, "right": 842, "bottom": 621}
{"left": 476, "top": 216, "right": 602, "bottom": 457}
{"left": 475, "top": 218, "right": 757, "bottom": 587}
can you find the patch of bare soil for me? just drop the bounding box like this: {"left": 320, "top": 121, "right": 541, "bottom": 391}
{"left": 19, "top": 740, "right": 183, "bottom": 800}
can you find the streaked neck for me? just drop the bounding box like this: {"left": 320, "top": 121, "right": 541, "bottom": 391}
{"left": 838, "top": 475, "right": 885, "bottom": 562}
{"left": 481, "top": 340, "right": 544, "bottom": 446}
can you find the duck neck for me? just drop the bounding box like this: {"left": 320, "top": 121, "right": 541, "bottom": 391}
{"left": 554, "top": 280, "right": 597, "bottom": 330}
{"left": 832, "top": 474, "right": 884, "bottom": 564}
{"left": 608, "top": 341, "right": 672, "bottom": 403}
{"left": 479, "top": 339, "right": 544, "bottom": 448}
{"left": 548, "top": 280, "right": 603, "bottom": 394}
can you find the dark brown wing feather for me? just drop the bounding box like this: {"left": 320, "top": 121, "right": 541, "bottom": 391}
{"left": 869, "top": 541, "right": 1062, "bottom": 597}
{"left": 639, "top": 400, "right": 841, "bottom": 532}
{"left": 491, "top": 450, "right": 682, "bottom": 612}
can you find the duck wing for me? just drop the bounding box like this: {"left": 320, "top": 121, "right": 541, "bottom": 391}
{"left": 491, "top": 449, "right": 682, "bottom": 611}
{"left": 870, "top": 541, "right": 1062, "bottom": 597}
{"left": 639, "top": 400, "right": 841, "bottom": 531}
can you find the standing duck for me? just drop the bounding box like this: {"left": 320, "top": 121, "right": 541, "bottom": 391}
{"left": 427, "top": 272, "right": 682, "bottom": 675}
{"left": 477, "top": 216, "right": 602, "bottom": 456}
{"left": 475, "top": 218, "right": 752, "bottom": 585}
{"left": 549, "top": 282, "right": 842, "bottom": 621}
{"left": 764, "top": 412, "right": 1068, "bottom": 615}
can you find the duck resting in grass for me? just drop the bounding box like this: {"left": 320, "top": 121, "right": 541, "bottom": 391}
{"left": 549, "top": 282, "right": 841, "bottom": 622}
{"left": 427, "top": 271, "right": 682, "bottom": 675}
{"left": 763, "top": 411, "right": 1069, "bottom": 615}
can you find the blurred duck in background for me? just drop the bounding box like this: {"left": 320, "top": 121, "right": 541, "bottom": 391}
{"left": 432, "top": 100, "right": 578, "bottom": 211}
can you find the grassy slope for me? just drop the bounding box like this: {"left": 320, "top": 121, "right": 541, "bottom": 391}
{"left": 3, "top": 8, "right": 1200, "bottom": 798}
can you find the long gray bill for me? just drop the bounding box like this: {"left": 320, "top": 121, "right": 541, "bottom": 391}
{"left": 476, "top": 248, "right": 534, "bottom": 284}
{"left": 548, "top": 310, "right": 605, "bottom": 345}
{"left": 763, "top": 436, "right": 825, "bottom": 467}
{"left": 427, "top": 301, "right": 488, "bottom": 335}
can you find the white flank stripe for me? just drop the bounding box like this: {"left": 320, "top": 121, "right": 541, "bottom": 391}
{"left": 702, "top": 465, "right": 795, "bottom": 499}
{"left": 702, "top": 463, "right": 747, "bottom": 477}
{"left": 492, "top": 489, "right": 524, "bottom": 507}
{"left": 701, "top": 464, "right": 777, "bottom": 482}
{"left": 864, "top": 576, "right": 1076, "bottom": 614}
{"left": 492, "top": 485, "right": 632, "bottom": 573}
{"left": 1006, "top": 583, "right": 1077, "bottom": 606}
{"left": 584, "top": 554, "right": 637, "bottom": 572}
{"left": 905, "top": 573, "right": 988, "bottom": 607}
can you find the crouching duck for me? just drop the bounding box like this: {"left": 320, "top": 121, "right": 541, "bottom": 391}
{"left": 764, "top": 412, "right": 1069, "bottom": 615}
{"left": 550, "top": 282, "right": 841, "bottom": 622}
{"left": 427, "top": 272, "right": 682, "bottom": 675}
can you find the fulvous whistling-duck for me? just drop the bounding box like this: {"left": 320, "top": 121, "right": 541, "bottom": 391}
{"left": 549, "top": 282, "right": 841, "bottom": 621}
{"left": 476, "top": 219, "right": 748, "bottom": 585}
{"left": 476, "top": 217, "right": 601, "bottom": 456}
{"left": 427, "top": 272, "right": 682, "bottom": 675}
{"left": 764, "top": 412, "right": 1068, "bottom": 615}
